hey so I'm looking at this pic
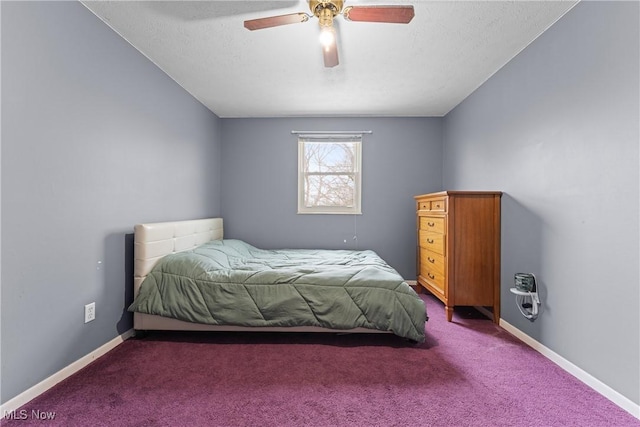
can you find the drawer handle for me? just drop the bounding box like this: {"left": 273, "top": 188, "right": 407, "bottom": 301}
{"left": 427, "top": 222, "right": 435, "bottom": 227}
{"left": 427, "top": 257, "right": 435, "bottom": 263}
{"left": 428, "top": 273, "right": 435, "bottom": 279}
{"left": 427, "top": 238, "right": 434, "bottom": 244}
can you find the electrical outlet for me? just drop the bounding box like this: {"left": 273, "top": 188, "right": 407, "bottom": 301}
{"left": 84, "top": 302, "right": 96, "bottom": 323}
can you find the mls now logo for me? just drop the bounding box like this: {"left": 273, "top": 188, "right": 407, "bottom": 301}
{"left": 3, "top": 409, "right": 56, "bottom": 420}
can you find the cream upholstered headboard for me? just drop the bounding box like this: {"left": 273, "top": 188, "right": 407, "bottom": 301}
{"left": 133, "top": 218, "right": 223, "bottom": 297}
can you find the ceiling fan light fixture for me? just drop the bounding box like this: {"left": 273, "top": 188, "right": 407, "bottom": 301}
{"left": 317, "top": 6, "right": 336, "bottom": 51}
{"left": 319, "top": 26, "right": 336, "bottom": 50}
{"left": 317, "top": 6, "right": 334, "bottom": 28}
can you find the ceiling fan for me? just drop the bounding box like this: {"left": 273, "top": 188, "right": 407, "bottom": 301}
{"left": 244, "top": 0, "right": 414, "bottom": 68}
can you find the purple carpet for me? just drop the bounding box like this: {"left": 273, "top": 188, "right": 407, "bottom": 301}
{"left": 4, "top": 294, "right": 639, "bottom": 426}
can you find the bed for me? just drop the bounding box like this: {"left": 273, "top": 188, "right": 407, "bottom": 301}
{"left": 130, "top": 218, "right": 426, "bottom": 342}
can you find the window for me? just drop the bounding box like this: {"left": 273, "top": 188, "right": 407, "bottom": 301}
{"left": 298, "top": 134, "right": 362, "bottom": 214}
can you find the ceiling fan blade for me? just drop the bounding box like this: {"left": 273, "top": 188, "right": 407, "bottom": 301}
{"left": 322, "top": 39, "right": 339, "bottom": 68}
{"left": 343, "top": 6, "right": 414, "bottom": 24}
{"left": 244, "top": 12, "right": 309, "bottom": 31}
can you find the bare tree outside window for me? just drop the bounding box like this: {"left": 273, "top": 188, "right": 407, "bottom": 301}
{"left": 298, "top": 135, "right": 362, "bottom": 214}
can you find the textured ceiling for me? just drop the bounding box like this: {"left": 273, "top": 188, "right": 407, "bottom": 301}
{"left": 82, "top": 1, "right": 578, "bottom": 118}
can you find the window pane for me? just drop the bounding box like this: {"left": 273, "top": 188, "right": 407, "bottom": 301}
{"left": 305, "top": 142, "right": 356, "bottom": 173}
{"left": 304, "top": 174, "right": 355, "bottom": 208}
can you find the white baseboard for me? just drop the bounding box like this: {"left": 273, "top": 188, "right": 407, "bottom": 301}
{"left": 500, "top": 319, "right": 640, "bottom": 420}
{"left": 1, "top": 329, "right": 135, "bottom": 419}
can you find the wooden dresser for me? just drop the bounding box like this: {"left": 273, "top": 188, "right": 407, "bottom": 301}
{"left": 415, "top": 191, "right": 502, "bottom": 323}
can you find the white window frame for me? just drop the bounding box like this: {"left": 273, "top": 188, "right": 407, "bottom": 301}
{"left": 297, "top": 134, "right": 362, "bottom": 215}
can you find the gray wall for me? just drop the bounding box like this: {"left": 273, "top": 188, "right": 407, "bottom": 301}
{"left": 443, "top": 1, "right": 639, "bottom": 404}
{"left": 220, "top": 117, "right": 442, "bottom": 278}
{"left": 1, "top": 2, "right": 221, "bottom": 404}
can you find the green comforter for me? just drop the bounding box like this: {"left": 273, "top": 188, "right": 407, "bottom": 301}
{"left": 129, "top": 239, "right": 426, "bottom": 342}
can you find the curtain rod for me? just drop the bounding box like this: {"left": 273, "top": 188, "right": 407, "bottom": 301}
{"left": 291, "top": 130, "right": 373, "bottom": 135}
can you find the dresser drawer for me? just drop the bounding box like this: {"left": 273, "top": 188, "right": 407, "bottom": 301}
{"left": 430, "top": 198, "right": 447, "bottom": 212}
{"left": 420, "top": 250, "right": 445, "bottom": 276}
{"left": 419, "top": 231, "right": 445, "bottom": 255}
{"left": 419, "top": 216, "right": 445, "bottom": 234}
{"left": 419, "top": 266, "right": 445, "bottom": 295}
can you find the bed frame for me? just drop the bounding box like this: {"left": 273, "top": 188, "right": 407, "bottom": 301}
{"left": 133, "top": 217, "right": 388, "bottom": 335}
